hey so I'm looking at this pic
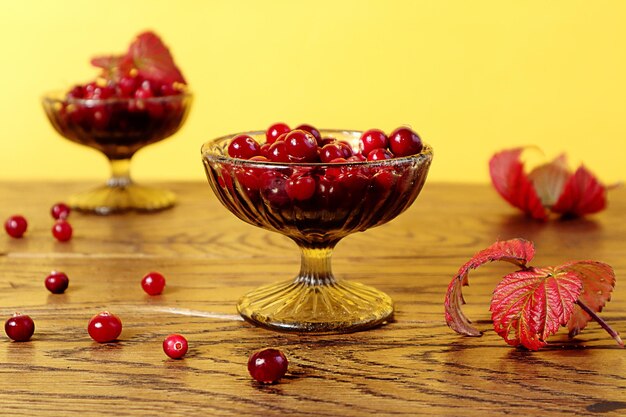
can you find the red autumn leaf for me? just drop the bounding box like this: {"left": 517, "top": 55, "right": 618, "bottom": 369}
{"left": 444, "top": 238, "right": 535, "bottom": 336}
{"left": 527, "top": 154, "right": 571, "bottom": 207}
{"left": 126, "top": 31, "right": 186, "bottom": 85}
{"left": 90, "top": 54, "right": 133, "bottom": 80}
{"left": 489, "top": 148, "right": 548, "bottom": 220}
{"left": 557, "top": 261, "right": 616, "bottom": 337}
{"left": 551, "top": 166, "right": 607, "bottom": 217}
{"left": 490, "top": 267, "right": 582, "bottom": 350}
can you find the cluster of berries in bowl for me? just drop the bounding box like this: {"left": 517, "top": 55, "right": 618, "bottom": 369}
{"left": 43, "top": 77, "right": 191, "bottom": 160}
{"left": 202, "top": 124, "right": 432, "bottom": 243}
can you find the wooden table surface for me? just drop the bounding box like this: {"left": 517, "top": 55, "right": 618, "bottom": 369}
{"left": 1, "top": 181, "right": 624, "bottom": 416}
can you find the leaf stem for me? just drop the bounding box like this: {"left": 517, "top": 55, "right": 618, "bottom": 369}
{"left": 576, "top": 300, "right": 624, "bottom": 347}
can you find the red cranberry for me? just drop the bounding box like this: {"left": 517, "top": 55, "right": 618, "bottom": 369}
{"left": 337, "top": 141, "right": 354, "bottom": 158}
{"left": 360, "top": 129, "right": 388, "bottom": 156}
{"left": 228, "top": 135, "right": 261, "bottom": 159}
{"left": 135, "top": 80, "right": 155, "bottom": 99}
{"left": 367, "top": 148, "right": 393, "bottom": 161}
{"left": 320, "top": 143, "right": 346, "bottom": 163}
{"left": 163, "top": 334, "right": 188, "bottom": 359}
{"left": 88, "top": 311, "right": 122, "bottom": 343}
{"left": 347, "top": 154, "right": 366, "bottom": 162}
{"left": 319, "top": 137, "right": 336, "bottom": 147}
{"left": 4, "top": 313, "right": 35, "bottom": 342}
{"left": 52, "top": 220, "right": 73, "bottom": 242}
{"left": 67, "top": 85, "right": 85, "bottom": 99}
{"left": 284, "top": 130, "right": 318, "bottom": 162}
{"left": 388, "top": 127, "right": 423, "bottom": 157}
{"left": 268, "top": 141, "right": 290, "bottom": 162}
{"left": 117, "top": 75, "right": 140, "bottom": 97}
{"left": 260, "top": 171, "right": 290, "bottom": 207}
{"left": 266, "top": 123, "right": 290, "bottom": 144}
{"left": 295, "top": 124, "right": 322, "bottom": 145}
{"left": 84, "top": 83, "right": 114, "bottom": 100}
{"left": 4, "top": 215, "right": 27, "bottom": 238}
{"left": 141, "top": 272, "right": 166, "bottom": 295}
{"left": 159, "top": 82, "right": 179, "bottom": 96}
{"left": 247, "top": 348, "right": 288, "bottom": 384}
{"left": 51, "top": 202, "right": 71, "bottom": 220}
{"left": 259, "top": 143, "right": 272, "bottom": 158}
{"left": 286, "top": 175, "right": 317, "bottom": 201}
{"left": 325, "top": 158, "right": 348, "bottom": 178}
{"left": 45, "top": 271, "right": 69, "bottom": 294}
{"left": 373, "top": 170, "right": 398, "bottom": 190}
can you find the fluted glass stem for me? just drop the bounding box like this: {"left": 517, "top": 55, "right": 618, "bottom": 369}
{"left": 108, "top": 158, "right": 132, "bottom": 187}
{"left": 296, "top": 246, "right": 337, "bottom": 286}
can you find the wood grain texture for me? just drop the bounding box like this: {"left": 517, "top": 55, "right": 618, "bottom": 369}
{"left": 1, "top": 181, "right": 625, "bottom": 416}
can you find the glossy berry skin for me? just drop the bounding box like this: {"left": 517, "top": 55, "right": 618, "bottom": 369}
{"left": 284, "top": 130, "right": 318, "bottom": 162}
{"left": 268, "top": 140, "right": 290, "bottom": 162}
{"left": 388, "top": 127, "right": 423, "bottom": 157}
{"left": 360, "top": 129, "right": 388, "bottom": 156}
{"left": 45, "top": 271, "right": 69, "bottom": 294}
{"left": 141, "top": 272, "right": 166, "bottom": 296}
{"left": 367, "top": 148, "right": 394, "bottom": 161}
{"left": 295, "top": 124, "right": 322, "bottom": 145}
{"left": 51, "top": 202, "right": 71, "bottom": 220}
{"left": 52, "top": 220, "right": 73, "bottom": 242}
{"left": 286, "top": 175, "right": 316, "bottom": 201}
{"left": 228, "top": 135, "right": 261, "bottom": 159}
{"left": 266, "top": 123, "right": 290, "bottom": 144}
{"left": 247, "top": 348, "right": 288, "bottom": 384}
{"left": 88, "top": 311, "right": 122, "bottom": 343}
{"left": 163, "top": 334, "right": 188, "bottom": 359}
{"left": 5, "top": 313, "right": 35, "bottom": 342}
{"left": 4, "top": 215, "right": 27, "bottom": 238}
{"left": 319, "top": 143, "right": 346, "bottom": 163}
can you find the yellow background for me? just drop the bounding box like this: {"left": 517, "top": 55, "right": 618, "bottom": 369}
{"left": 1, "top": 0, "right": 624, "bottom": 183}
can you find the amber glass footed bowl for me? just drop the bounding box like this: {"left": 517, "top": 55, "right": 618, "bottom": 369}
{"left": 42, "top": 92, "right": 192, "bottom": 214}
{"left": 202, "top": 130, "right": 433, "bottom": 333}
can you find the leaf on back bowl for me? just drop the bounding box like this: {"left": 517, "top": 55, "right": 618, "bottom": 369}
{"left": 489, "top": 148, "right": 548, "bottom": 220}
{"left": 556, "top": 261, "right": 615, "bottom": 337}
{"left": 551, "top": 166, "right": 607, "bottom": 217}
{"left": 127, "top": 31, "right": 186, "bottom": 85}
{"left": 527, "top": 154, "right": 571, "bottom": 207}
{"left": 490, "top": 267, "right": 582, "bottom": 350}
{"left": 444, "top": 239, "right": 535, "bottom": 336}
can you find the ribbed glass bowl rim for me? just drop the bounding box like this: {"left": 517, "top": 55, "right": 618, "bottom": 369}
{"left": 201, "top": 129, "right": 433, "bottom": 168}
{"left": 41, "top": 90, "right": 193, "bottom": 106}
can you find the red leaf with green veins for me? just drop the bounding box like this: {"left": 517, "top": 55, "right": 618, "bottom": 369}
{"left": 489, "top": 148, "right": 548, "bottom": 220}
{"left": 556, "top": 261, "right": 616, "bottom": 337}
{"left": 551, "top": 166, "right": 607, "bottom": 217}
{"left": 127, "top": 31, "right": 186, "bottom": 85}
{"left": 527, "top": 154, "right": 571, "bottom": 207}
{"left": 445, "top": 239, "right": 535, "bottom": 336}
{"left": 490, "top": 267, "right": 582, "bottom": 350}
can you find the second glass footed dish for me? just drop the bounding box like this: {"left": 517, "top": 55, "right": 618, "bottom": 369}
{"left": 202, "top": 129, "right": 433, "bottom": 333}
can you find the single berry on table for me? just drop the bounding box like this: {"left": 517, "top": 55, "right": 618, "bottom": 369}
{"left": 5, "top": 313, "right": 35, "bottom": 342}
{"left": 4, "top": 215, "right": 28, "bottom": 238}
{"left": 266, "top": 122, "right": 290, "bottom": 144}
{"left": 141, "top": 272, "right": 166, "bottom": 295}
{"left": 388, "top": 127, "right": 423, "bottom": 157}
{"left": 50, "top": 202, "right": 71, "bottom": 220}
{"left": 247, "top": 348, "right": 289, "bottom": 384}
{"left": 45, "top": 271, "right": 70, "bottom": 294}
{"left": 228, "top": 135, "right": 261, "bottom": 159}
{"left": 163, "top": 334, "right": 188, "bottom": 359}
{"left": 88, "top": 311, "right": 122, "bottom": 343}
{"left": 52, "top": 220, "right": 73, "bottom": 242}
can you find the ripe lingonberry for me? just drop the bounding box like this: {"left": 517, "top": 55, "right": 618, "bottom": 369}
{"left": 88, "top": 311, "right": 122, "bottom": 343}
{"left": 5, "top": 313, "right": 35, "bottom": 342}
{"left": 52, "top": 220, "right": 73, "bottom": 242}
{"left": 228, "top": 135, "right": 261, "bottom": 159}
{"left": 163, "top": 334, "right": 188, "bottom": 359}
{"left": 45, "top": 271, "right": 69, "bottom": 294}
{"left": 4, "top": 215, "right": 27, "bottom": 238}
{"left": 141, "top": 272, "right": 166, "bottom": 295}
{"left": 51, "top": 202, "right": 71, "bottom": 220}
{"left": 247, "top": 348, "right": 288, "bottom": 384}
{"left": 388, "top": 127, "right": 423, "bottom": 157}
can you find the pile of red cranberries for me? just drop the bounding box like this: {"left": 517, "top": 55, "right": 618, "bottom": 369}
{"left": 228, "top": 123, "right": 423, "bottom": 163}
